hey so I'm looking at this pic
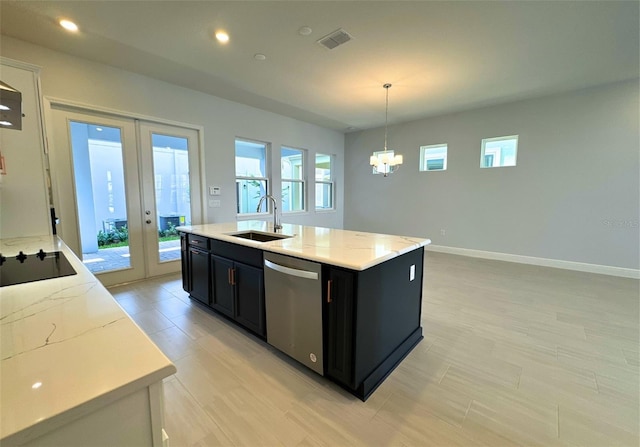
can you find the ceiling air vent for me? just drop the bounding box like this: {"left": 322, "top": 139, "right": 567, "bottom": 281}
{"left": 317, "top": 28, "right": 353, "bottom": 50}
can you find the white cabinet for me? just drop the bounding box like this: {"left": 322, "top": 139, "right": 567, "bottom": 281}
{"left": 0, "top": 58, "right": 51, "bottom": 238}
{"left": 16, "top": 383, "right": 169, "bottom": 447}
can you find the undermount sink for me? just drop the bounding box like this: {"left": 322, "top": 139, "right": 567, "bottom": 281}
{"left": 227, "top": 231, "right": 292, "bottom": 243}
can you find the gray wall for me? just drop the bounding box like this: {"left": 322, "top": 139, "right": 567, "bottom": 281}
{"left": 345, "top": 80, "right": 639, "bottom": 270}
{"left": 1, "top": 36, "right": 345, "bottom": 230}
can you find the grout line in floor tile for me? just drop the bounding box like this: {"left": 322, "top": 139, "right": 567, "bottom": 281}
{"left": 557, "top": 404, "right": 560, "bottom": 439}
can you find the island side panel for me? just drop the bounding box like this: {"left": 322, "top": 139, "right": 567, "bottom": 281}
{"left": 353, "top": 247, "right": 424, "bottom": 390}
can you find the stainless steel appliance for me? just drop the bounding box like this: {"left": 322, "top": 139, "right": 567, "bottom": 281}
{"left": 263, "top": 252, "right": 323, "bottom": 375}
{"left": 0, "top": 250, "right": 77, "bottom": 287}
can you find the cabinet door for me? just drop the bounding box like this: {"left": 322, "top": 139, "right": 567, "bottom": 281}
{"left": 234, "top": 263, "right": 265, "bottom": 337}
{"left": 210, "top": 255, "right": 235, "bottom": 318}
{"left": 188, "top": 247, "right": 209, "bottom": 305}
{"left": 326, "top": 267, "right": 355, "bottom": 388}
{"left": 180, "top": 234, "right": 191, "bottom": 292}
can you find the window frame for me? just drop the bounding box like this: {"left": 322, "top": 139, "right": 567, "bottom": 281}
{"left": 480, "top": 135, "right": 518, "bottom": 168}
{"left": 315, "top": 153, "right": 334, "bottom": 211}
{"left": 235, "top": 138, "right": 270, "bottom": 216}
{"left": 419, "top": 143, "right": 448, "bottom": 172}
{"left": 280, "top": 146, "right": 306, "bottom": 213}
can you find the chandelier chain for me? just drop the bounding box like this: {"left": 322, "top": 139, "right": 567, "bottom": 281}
{"left": 384, "top": 83, "right": 391, "bottom": 152}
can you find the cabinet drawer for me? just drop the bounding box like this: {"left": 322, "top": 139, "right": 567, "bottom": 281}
{"left": 210, "top": 240, "right": 263, "bottom": 268}
{"left": 188, "top": 234, "right": 209, "bottom": 250}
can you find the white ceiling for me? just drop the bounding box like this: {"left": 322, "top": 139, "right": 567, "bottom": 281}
{"left": 1, "top": 1, "right": 638, "bottom": 132}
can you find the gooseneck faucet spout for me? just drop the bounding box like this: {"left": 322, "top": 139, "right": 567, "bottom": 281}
{"left": 256, "top": 194, "right": 282, "bottom": 232}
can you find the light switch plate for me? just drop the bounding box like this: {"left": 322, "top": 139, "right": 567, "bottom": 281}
{"left": 410, "top": 264, "right": 415, "bottom": 281}
{"left": 209, "top": 186, "right": 221, "bottom": 196}
{"left": 209, "top": 199, "right": 221, "bottom": 208}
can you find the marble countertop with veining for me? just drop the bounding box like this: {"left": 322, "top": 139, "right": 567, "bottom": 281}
{"left": 0, "top": 235, "right": 176, "bottom": 445}
{"left": 177, "top": 221, "right": 431, "bottom": 270}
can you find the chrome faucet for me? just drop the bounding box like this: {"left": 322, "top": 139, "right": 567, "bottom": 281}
{"left": 256, "top": 194, "right": 282, "bottom": 231}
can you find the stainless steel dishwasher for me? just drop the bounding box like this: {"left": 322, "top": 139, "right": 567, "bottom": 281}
{"left": 263, "top": 252, "right": 324, "bottom": 375}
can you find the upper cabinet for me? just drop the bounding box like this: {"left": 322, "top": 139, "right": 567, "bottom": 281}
{"left": 0, "top": 59, "right": 51, "bottom": 239}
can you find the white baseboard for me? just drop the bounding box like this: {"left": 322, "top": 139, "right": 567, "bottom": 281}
{"left": 425, "top": 245, "right": 640, "bottom": 279}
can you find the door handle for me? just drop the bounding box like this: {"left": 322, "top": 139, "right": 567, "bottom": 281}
{"left": 327, "top": 279, "right": 332, "bottom": 303}
{"left": 264, "top": 259, "right": 319, "bottom": 280}
{"left": 227, "top": 268, "right": 236, "bottom": 286}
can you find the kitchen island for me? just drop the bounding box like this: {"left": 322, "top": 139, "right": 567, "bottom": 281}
{"left": 178, "top": 221, "right": 431, "bottom": 400}
{"left": 0, "top": 236, "right": 176, "bottom": 446}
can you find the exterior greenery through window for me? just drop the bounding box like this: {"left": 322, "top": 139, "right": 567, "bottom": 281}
{"left": 419, "top": 144, "right": 448, "bottom": 171}
{"left": 235, "top": 139, "right": 269, "bottom": 214}
{"left": 281, "top": 147, "right": 305, "bottom": 212}
{"left": 480, "top": 135, "right": 518, "bottom": 168}
{"left": 315, "top": 153, "right": 333, "bottom": 210}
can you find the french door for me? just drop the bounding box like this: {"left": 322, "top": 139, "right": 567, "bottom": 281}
{"left": 139, "top": 122, "right": 200, "bottom": 277}
{"left": 49, "top": 106, "right": 201, "bottom": 286}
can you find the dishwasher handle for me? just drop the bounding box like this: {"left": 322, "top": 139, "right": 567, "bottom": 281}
{"left": 264, "top": 259, "right": 319, "bottom": 280}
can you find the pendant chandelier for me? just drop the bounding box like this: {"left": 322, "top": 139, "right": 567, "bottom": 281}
{"left": 369, "top": 83, "right": 403, "bottom": 176}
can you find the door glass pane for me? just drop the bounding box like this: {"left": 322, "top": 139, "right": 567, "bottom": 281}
{"left": 152, "top": 133, "right": 190, "bottom": 263}
{"left": 69, "top": 121, "right": 131, "bottom": 273}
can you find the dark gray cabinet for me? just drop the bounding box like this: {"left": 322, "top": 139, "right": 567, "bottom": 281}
{"left": 179, "top": 233, "right": 265, "bottom": 338}
{"left": 188, "top": 246, "right": 209, "bottom": 305}
{"left": 181, "top": 233, "right": 190, "bottom": 293}
{"left": 186, "top": 234, "right": 210, "bottom": 305}
{"left": 210, "top": 253, "right": 265, "bottom": 337}
{"left": 210, "top": 255, "right": 235, "bottom": 318}
{"left": 326, "top": 267, "right": 355, "bottom": 387}
{"left": 324, "top": 248, "right": 425, "bottom": 400}
{"left": 234, "top": 262, "right": 264, "bottom": 336}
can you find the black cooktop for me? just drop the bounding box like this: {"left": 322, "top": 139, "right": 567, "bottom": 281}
{"left": 0, "top": 250, "right": 77, "bottom": 287}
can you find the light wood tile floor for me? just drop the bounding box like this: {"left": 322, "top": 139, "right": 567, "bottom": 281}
{"left": 108, "top": 252, "right": 639, "bottom": 446}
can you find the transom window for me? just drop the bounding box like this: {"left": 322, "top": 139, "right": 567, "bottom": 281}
{"left": 480, "top": 135, "right": 518, "bottom": 168}
{"left": 281, "top": 147, "right": 305, "bottom": 212}
{"left": 419, "top": 144, "right": 448, "bottom": 171}
{"left": 235, "top": 139, "right": 269, "bottom": 214}
{"left": 315, "top": 153, "right": 334, "bottom": 210}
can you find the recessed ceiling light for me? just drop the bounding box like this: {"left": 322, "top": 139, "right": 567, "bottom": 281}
{"left": 59, "top": 19, "right": 78, "bottom": 32}
{"left": 298, "top": 26, "right": 312, "bottom": 36}
{"left": 215, "top": 31, "right": 229, "bottom": 43}
{"left": 254, "top": 53, "right": 266, "bottom": 61}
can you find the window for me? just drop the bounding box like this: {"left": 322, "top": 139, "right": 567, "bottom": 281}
{"left": 480, "top": 135, "right": 518, "bottom": 168}
{"left": 235, "top": 139, "right": 269, "bottom": 214}
{"left": 419, "top": 144, "right": 448, "bottom": 171}
{"left": 281, "top": 147, "right": 305, "bottom": 212}
{"left": 315, "top": 153, "right": 334, "bottom": 210}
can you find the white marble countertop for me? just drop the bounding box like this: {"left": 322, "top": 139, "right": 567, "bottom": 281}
{"left": 0, "top": 235, "right": 176, "bottom": 445}
{"left": 177, "top": 221, "right": 431, "bottom": 270}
